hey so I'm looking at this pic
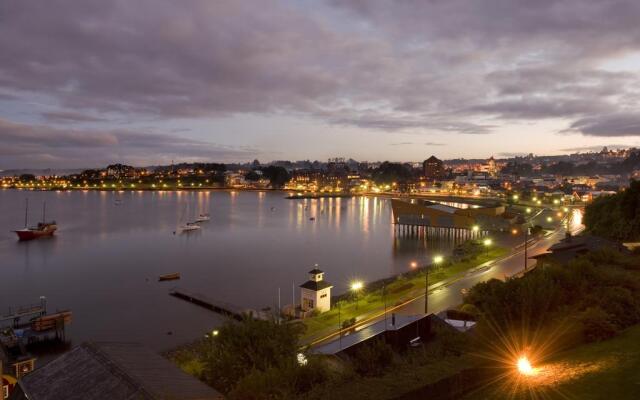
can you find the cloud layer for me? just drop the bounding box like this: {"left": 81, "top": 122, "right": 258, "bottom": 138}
{"left": 0, "top": 118, "right": 255, "bottom": 169}
{"left": 1, "top": 0, "right": 640, "bottom": 166}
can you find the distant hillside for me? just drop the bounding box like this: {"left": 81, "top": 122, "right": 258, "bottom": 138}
{"left": 0, "top": 168, "right": 83, "bottom": 177}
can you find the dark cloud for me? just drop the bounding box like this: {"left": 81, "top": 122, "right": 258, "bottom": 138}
{"left": 42, "top": 111, "right": 107, "bottom": 123}
{"left": 0, "top": 118, "right": 255, "bottom": 169}
{"left": 565, "top": 114, "right": 640, "bottom": 137}
{"left": 390, "top": 142, "right": 445, "bottom": 146}
{"left": 559, "top": 144, "right": 632, "bottom": 153}
{"left": 1, "top": 0, "right": 640, "bottom": 168}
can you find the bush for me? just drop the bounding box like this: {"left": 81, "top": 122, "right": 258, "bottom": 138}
{"left": 342, "top": 317, "right": 356, "bottom": 329}
{"left": 202, "top": 317, "right": 305, "bottom": 393}
{"left": 579, "top": 307, "right": 618, "bottom": 342}
{"left": 352, "top": 339, "right": 394, "bottom": 376}
{"left": 230, "top": 358, "right": 330, "bottom": 400}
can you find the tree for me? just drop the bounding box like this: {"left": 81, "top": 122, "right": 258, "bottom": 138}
{"left": 19, "top": 173, "right": 36, "bottom": 182}
{"left": 244, "top": 170, "right": 261, "bottom": 182}
{"left": 202, "top": 317, "right": 304, "bottom": 393}
{"left": 584, "top": 180, "right": 640, "bottom": 241}
{"left": 351, "top": 338, "right": 394, "bottom": 376}
{"left": 261, "top": 166, "right": 290, "bottom": 188}
{"left": 371, "top": 162, "right": 413, "bottom": 185}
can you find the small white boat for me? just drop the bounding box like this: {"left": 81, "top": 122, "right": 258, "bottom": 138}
{"left": 178, "top": 222, "right": 201, "bottom": 233}
{"left": 195, "top": 213, "right": 210, "bottom": 222}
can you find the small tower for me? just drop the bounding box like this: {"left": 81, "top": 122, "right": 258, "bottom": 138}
{"left": 299, "top": 265, "right": 332, "bottom": 313}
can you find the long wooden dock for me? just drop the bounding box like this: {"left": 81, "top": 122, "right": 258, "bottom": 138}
{"left": 169, "top": 288, "right": 250, "bottom": 321}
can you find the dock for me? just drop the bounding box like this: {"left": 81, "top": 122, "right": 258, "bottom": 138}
{"left": 169, "top": 288, "right": 259, "bottom": 321}
{"left": 1, "top": 298, "right": 47, "bottom": 325}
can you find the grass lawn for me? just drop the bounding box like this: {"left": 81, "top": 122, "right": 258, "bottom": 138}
{"left": 300, "top": 246, "right": 509, "bottom": 343}
{"left": 464, "top": 325, "right": 640, "bottom": 399}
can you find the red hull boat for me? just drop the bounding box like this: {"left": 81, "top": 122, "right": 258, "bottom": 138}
{"left": 13, "top": 199, "right": 57, "bottom": 241}
{"left": 14, "top": 223, "right": 57, "bottom": 241}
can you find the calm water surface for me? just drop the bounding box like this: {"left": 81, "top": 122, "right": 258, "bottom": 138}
{"left": 0, "top": 190, "right": 457, "bottom": 351}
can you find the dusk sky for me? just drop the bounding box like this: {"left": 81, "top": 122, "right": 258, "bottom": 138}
{"left": 2, "top": 0, "right": 640, "bottom": 169}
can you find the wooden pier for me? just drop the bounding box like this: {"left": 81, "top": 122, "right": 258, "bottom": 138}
{"left": 169, "top": 288, "right": 253, "bottom": 321}
{"left": 1, "top": 298, "right": 47, "bottom": 326}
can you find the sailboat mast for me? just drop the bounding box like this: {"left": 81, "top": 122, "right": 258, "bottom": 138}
{"left": 42, "top": 201, "right": 46, "bottom": 223}
{"left": 24, "top": 198, "right": 29, "bottom": 227}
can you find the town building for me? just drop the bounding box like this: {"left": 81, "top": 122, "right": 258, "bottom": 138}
{"left": 299, "top": 267, "right": 332, "bottom": 313}
{"left": 10, "top": 342, "right": 224, "bottom": 400}
{"left": 423, "top": 156, "right": 444, "bottom": 180}
{"left": 532, "top": 234, "right": 627, "bottom": 267}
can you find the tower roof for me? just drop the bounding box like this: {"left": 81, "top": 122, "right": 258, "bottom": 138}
{"left": 300, "top": 280, "right": 333, "bottom": 291}
{"left": 308, "top": 268, "right": 323, "bottom": 274}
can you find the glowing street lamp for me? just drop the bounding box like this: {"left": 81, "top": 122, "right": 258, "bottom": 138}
{"left": 546, "top": 216, "right": 553, "bottom": 223}
{"left": 525, "top": 207, "right": 532, "bottom": 214}
{"left": 433, "top": 255, "right": 444, "bottom": 265}
{"left": 351, "top": 281, "right": 363, "bottom": 310}
{"left": 512, "top": 194, "right": 519, "bottom": 201}
{"left": 517, "top": 356, "right": 535, "bottom": 376}
{"left": 483, "top": 238, "right": 492, "bottom": 255}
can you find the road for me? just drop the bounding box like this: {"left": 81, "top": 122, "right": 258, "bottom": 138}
{"left": 310, "top": 208, "right": 584, "bottom": 349}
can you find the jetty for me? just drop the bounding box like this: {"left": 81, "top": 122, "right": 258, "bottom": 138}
{"left": 169, "top": 288, "right": 263, "bottom": 321}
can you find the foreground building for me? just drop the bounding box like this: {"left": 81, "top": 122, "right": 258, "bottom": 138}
{"left": 11, "top": 342, "right": 223, "bottom": 400}
{"left": 300, "top": 267, "right": 333, "bottom": 314}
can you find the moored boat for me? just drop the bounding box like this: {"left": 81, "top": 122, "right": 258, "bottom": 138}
{"left": 195, "top": 213, "right": 210, "bottom": 222}
{"left": 159, "top": 272, "right": 181, "bottom": 281}
{"left": 178, "top": 222, "right": 201, "bottom": 233}
{"left": 13, "top": 199, "right": 57, "bottom": 241}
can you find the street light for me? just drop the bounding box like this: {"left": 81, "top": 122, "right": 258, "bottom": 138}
{"left": 517, "top": 356, "right": 535, "bottom": 376}
{"left": 351, "top": 281, "right": 363, "bottom": 310}
{"left": 525, "top": 207, "right": 532, "bottom": 214}
{"left": 433, "top": 255, "right": 444, "bottom": 264}
{"left": 483, "top": 238, "right": 492, "bottom": 255}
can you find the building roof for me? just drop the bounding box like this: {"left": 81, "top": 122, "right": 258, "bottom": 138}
{"left": 300, "top": 280, "right": 332, "bottom": 291}
{"left": 17, "top": 342, "right": 224, "bottom": 400}
{"left": 312, "top": 314, "right": 428, "bottom": 355}
{"left": 425, "top": 155, "right": 441, "bottom": 163}
{"left": 308, "top": 268, "right": 324, "bottom": 274}
{"left": 547, "top": 235, "right": 620, "bottom": 253}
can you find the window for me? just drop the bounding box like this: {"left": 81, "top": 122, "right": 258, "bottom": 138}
{"left": 320, "top": 294, "right": 327, "bottom": 299}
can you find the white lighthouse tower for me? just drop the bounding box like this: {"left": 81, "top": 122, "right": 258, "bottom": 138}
{"left": 299, "top": 265, "right": 332, "bottom": 313}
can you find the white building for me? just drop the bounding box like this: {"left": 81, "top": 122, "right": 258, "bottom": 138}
{"left": 299, "top": 266, "right": 332, "bottom": 313}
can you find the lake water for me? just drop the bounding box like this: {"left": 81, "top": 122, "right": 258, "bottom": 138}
{"left": 0, "top": 189, "right": 459, "bottom": 351}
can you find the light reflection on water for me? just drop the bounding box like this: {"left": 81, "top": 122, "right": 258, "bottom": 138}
{"left": 0, "top": 190, "right": 458, "bottom": 351}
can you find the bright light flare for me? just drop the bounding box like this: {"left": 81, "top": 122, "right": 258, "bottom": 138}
{"left": 517, "top": 356, "right": 535, "bottom": 376}
{"left": 433, "top": 255, "right": 444, "bottom": 264}
{"left": 350, "top": 281, "right": 363, "bottom": 291}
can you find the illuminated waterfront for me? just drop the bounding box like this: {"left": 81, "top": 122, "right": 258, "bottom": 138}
{"left": 0, "top": 190, "right": 461, "bottom": 351}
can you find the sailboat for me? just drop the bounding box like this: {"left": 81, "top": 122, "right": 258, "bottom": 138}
{"left": 175, "top": 203, "right": 201, "bottom": 234}
{"left": 178, "top": 222, "right": 201, "bottom": 233}
{"left": 13, "top": 199, "right": 57, "bottom": 241}
{"left": 195, "top": 213, "right": 210, "bottom": 222}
